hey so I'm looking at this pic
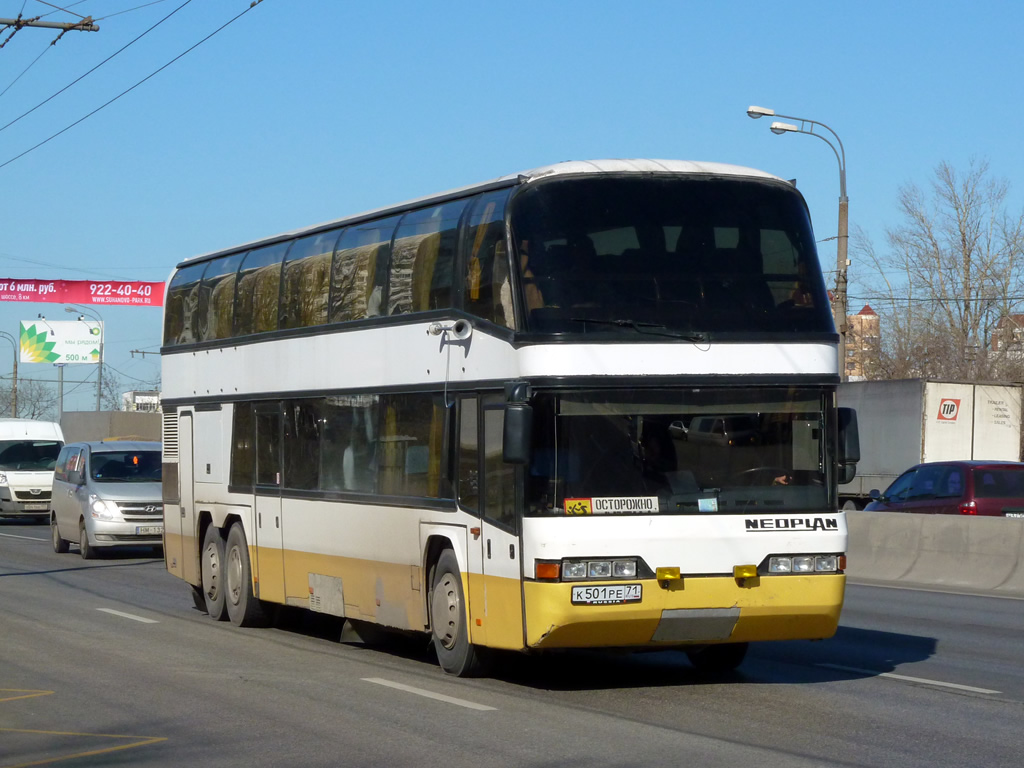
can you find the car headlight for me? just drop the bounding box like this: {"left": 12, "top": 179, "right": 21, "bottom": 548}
{"left": 89, "top": 496, "right": 121, "bottom": 521}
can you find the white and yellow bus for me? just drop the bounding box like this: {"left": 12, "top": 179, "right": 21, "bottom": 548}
{"left": 161, "top": 159, "right": 859, "bottom": 676}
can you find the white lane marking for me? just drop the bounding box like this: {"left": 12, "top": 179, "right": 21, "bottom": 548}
{"left": 817, "top": 663, "right": 1000, "bottom": 694}
{"left": 0, "top": 532, "right": 47, "bottom": 542}
{"left": 96, "top": 608, "right": 159, "bottom": 624}
{"left": 362, "top": 678, "right": 496, "bottom": 711}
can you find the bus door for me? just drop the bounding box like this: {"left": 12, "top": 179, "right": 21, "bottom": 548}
{"left": 174, "top": 411, "right": 200, "bottom": 584}
{"left": 459, "top": 396, "right": 525, "bottom": 650}
{"left": 253, "top": 405, "right": 285, "bottom": 604}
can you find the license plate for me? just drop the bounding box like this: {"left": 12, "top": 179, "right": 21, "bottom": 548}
{"left": 23, "top": 503, "right": 47, "bottom": 510}
{"left": 571, "top": 584, "right": 642, "bottom": 605}
{"left": 1006, "top": 512, "right": 1024, "bottom": 519}
{"left": 136, "top": 525, "right": 163, "bottom": 535}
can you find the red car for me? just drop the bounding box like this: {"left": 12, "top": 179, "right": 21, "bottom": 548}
{"left": 865, "top": 460, "right": 1024, "bottom": 517}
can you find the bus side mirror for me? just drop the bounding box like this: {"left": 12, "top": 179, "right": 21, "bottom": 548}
{"left": 503, "top": 403, "right": 533, "bottom": 465}
{"left": 838, "top": 407, "right": 859, "bottom": 483}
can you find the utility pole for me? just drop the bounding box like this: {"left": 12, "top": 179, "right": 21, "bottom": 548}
{"left": 1, "top": 15, "right": 98, "bottom": 47}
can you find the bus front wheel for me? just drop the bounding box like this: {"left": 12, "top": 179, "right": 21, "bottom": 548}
{"left": 430, "top": 550, "right": 487, "bottom": 677}
{"left": 225, "top": 522, "right": 272, "bottom": 627}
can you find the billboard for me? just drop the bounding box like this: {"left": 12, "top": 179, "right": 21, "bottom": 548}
{"left": 0, "top": 279, "right": 163, "bottom": 306}
{"left": 20, "top": 320, "right": 103, "bottom": 364}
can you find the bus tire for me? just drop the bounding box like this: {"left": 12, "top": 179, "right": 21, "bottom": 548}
{"left": 225, "top": 522, "right": 272, "bottom": 627}
{"left": 430, "top": 549, "right": 486, "bottom": 677}
{"left": 201, "top": 525, "right": 227, "bottom": 621}
{"left": 685, "top": 642, "right": 748, "bottom": 675}
{"left": 51, "top": 515, "right": 69, "bottom": 554}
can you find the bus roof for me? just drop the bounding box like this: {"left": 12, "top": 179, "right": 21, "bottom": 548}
{"left": 177, "top": 159, "right": 784, "bottom": 268}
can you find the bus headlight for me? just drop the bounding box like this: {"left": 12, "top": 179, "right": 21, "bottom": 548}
{"left": 793, "top": 556, "right": 815, "bottom": 573}
{"left": 768, "top": 554, "right": 841, "bottom": 574}
{"left": 613, "top": 560, "right": 637, "bottom": 578}
{"left": 561, "top": 558, "right": 639, "bottom": 581}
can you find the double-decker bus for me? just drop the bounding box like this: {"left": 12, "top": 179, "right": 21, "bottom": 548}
{"left": 161, "top": 159, "right": 859, "bottom": 676}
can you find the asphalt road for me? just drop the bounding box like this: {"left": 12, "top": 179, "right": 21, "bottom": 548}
{"left": 1, "top": 519, "right": 1021, "bottom": 768}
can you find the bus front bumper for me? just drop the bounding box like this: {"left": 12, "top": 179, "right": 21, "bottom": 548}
{"left": 523, "top": 573, "right": 845, "bottom": 649}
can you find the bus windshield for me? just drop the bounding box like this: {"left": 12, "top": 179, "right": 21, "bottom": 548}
{"left": 509, "top": 175, "right": 833, "bottom": 335}
{"left": 526, "top": 387, "right": 831, "bottom": 516}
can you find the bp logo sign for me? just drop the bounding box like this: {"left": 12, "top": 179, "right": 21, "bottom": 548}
{"left": 938, "top": 398, "right": 961, "bottom": 421}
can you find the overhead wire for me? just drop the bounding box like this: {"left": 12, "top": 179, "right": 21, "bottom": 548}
{"left": 0, "top": 0, "right": 193, "bottom": 135}
{"left": 0, "top": 0, "right": 264, "bottom": 172}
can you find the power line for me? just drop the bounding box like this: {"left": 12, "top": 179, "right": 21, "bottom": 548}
{"left": 95, "top": 1, "right": 174, "bottom": 23}
{"left": 0, "top": 0, "right": 265, "bottom": 171}
{"left": 0, "top": 0, "right": 193, "bottom": 136}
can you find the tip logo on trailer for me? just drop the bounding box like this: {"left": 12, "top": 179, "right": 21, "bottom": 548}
{"left": 937, "top": 398, "right": 961, "bottom": 421}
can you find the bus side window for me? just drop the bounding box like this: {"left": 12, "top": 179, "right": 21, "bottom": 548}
{"left": 234, "top": 243, "right": 289, "bottom": 336}
{"left": 280, "top": 230, "right": 341, "bottom": 330}
{"left": 458, "top": 397, "right": 480, "bottom": 512}
{"left": 199, "top": 252, "right": 245, "bottom": 341}
{"left": 379, "top": 393, "right": 447, "bottom": 498}
{"left": 483, "top": 397, "right": 516, "bottom": 529}
{"left": 283, "top": 399, "right": 322, "bottom": 490}
{"left": 330, "top": 217, "right": 399, "bottom": 322}
{"left": 388, "top": 199, "right": 467, "bottom": 316}
{"left": 230, "top": 402, "right": 255, "bottom": 490}
{"left": 462, "top": 189, "right": 513, "bottom": 328}
{"left": 164, "top": 261, "right": 208, "bottom": 345}
{"left": 321, "top": 395, "right": 378, "bottom": 493}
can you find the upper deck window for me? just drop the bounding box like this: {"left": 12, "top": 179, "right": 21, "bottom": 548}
{"left": 387, "top": 199, "right": 467, "bottom": 316}
{"left": 509, "top": 175, "right": 833, "bottom": 336}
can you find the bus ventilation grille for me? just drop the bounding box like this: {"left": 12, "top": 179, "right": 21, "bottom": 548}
{"left": 162, "top": 411, "right": 179, "bottom": 460}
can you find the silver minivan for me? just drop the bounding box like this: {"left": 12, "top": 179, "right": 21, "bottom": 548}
{"left": 50, "top": 441, "right": 163, "bottom": 559}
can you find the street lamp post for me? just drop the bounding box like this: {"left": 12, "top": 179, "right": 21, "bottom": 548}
{"left": 0, "top": 331, "right": 17, "bottom": 417}
{"left": 65, "top": 305, "right": 104, "bottom": 411}
{"left": 747, "top": 105, "right": 849, "bottom": 380}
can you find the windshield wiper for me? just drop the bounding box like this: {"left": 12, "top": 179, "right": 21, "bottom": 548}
{"left": 569, "top": 317, "right": 707, "bottom": 342}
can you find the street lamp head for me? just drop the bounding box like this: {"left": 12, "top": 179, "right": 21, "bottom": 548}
{"left": 746, "top": 105, "right": 775, "bottom": 119}
{"left": 770, "top": 121, "right": 799, "bottom": 135}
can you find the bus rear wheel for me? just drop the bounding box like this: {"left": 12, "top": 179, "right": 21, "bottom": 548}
{"left": 225, "top": 522, "right": 272, "bottom": 627}
{"left": 430, "top": 549, "right": 487, "bottom": 677}
{"left": 201, "top": 525, "right": 227, "bottom": 620}
{"left": 685, "top": 642, "right": 749, "bottom": 675}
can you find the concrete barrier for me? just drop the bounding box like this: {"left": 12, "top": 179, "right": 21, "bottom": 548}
{"left": 846, "top": 511, "right": 1024, "bottom": 597}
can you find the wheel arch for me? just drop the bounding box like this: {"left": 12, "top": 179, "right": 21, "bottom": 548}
{"left": 421, "top": 529, "right": 467, "bottom": 631}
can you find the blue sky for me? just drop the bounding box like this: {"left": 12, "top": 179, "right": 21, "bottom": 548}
{"left": 1, "top": 1, "right": 1022, "bottom": 411}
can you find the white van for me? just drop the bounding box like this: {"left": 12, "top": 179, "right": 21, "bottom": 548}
{"left": 0, "top": 419, "right": 64, "bottom": 520}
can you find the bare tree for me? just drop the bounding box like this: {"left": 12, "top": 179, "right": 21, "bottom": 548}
{"left": 852, "top": 159, "right": 1024, "bottom": 380}
{"left": 0, "top": 378, "right": 59, "bottom": 420}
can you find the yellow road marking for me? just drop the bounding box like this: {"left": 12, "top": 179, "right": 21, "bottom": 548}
{"left": 1, "top": 690, "right": 167, "bottom": 767}
{"left": 0, "top": 729, "right": 167, "bottom": 768}
{"left": 0, "top": 691, "right": 52, "bottom": 704}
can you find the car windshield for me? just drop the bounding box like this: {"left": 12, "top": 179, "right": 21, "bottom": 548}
{"left": 509, "top": 175, "right": 833, "bottom": 335}
{"left": 526, "top": 387, "right": 832, "bottom": 516}
{"left": 90, "top": 450, "right": 161, "bottom": 482}
{"left": 0, "top": 440, "right": 62, "bottom": 471}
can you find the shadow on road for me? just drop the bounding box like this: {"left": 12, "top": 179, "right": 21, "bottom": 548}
{"left": 265, "top": 610, "right": 937, "bottom": 691}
